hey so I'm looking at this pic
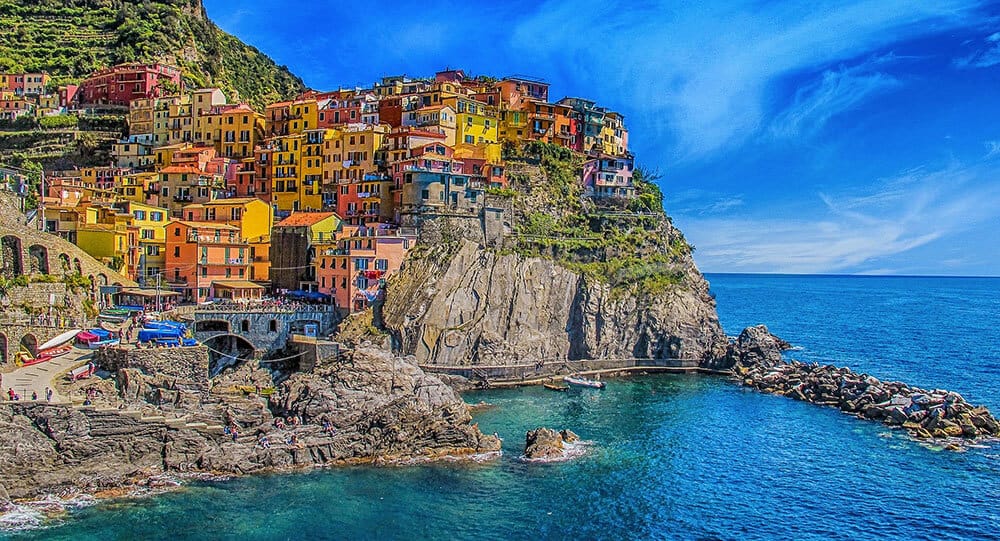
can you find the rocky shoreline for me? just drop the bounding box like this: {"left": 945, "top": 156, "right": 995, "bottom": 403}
{"left": 0, "top": 346, "right": 500, "bottom": 510}
{"left": 727, "top": 326, "right": 1000, "bottom": 445}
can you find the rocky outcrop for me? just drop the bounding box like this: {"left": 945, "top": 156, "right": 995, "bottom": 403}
{"left": 381, "top": 240, "right": 728, "bottom": 367}
{"left": 524, "top": 427, "right": 582, "bottom": 461}
{"left": 0, "top": 347, "right": 499, "bottom": 501}
{"left": 730, "top": 327, "right": 1000, "bottom": 443}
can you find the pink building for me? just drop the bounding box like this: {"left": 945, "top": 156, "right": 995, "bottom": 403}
{"left": 77, "top": 63, "right": 182, "bottom": 107}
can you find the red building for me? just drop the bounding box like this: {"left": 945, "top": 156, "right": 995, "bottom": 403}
{"left": 77, "top": 63, "right": 182, "bottom": 107}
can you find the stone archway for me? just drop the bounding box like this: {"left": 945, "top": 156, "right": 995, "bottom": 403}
{"left": 19, "top": 333, "right": 38, "bottom": 357}
{"left": 195, "top": 320, "right": 231, "bottom": 333}
{"left": 74, "top": 258, "right": 83, "bottom": 275}
{"left": 97, "top": 274, "right": 108, "bottom": 287}
{"left": 58, "top": 253, "right": 71, "bottom": 273}
{"left": 0, "top": 333, "right": 6, "bottom": 364}
{"left": 28, "top": 244, "right": 48, "bottom": 274}
{"left": 1, "top": 235, "right": 23, "bottom": 277}
{"left": 203, "top": 333, "right": 256, "bottom": 378}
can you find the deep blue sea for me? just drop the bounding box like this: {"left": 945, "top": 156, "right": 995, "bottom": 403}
{"left": 8, "top": 274, "right": 1000, "bottom": 540}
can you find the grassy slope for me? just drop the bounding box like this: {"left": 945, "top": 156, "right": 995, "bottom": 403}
{"left": 0, "top": 0, "right": 305, "bottom": 109}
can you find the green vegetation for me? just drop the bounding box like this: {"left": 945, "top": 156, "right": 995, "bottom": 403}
{"left": 0, "top": 0, "right": 305, "bottom": 109}
{"left": 503, "top": 142, "right": 692, "bottom": 294}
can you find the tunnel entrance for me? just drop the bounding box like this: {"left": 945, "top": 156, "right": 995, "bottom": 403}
{"left": 203, "top": 334, "right": 256, "bottom": 378}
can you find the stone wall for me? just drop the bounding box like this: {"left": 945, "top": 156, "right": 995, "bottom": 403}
{"left": 96, "top": 346, "right": 209, "bottom": 386}
{"left": 0, "top": 282, "right": 90, "bottom": 321}
{"left": 0, "top": 193, "right": 134, "bottom": 287}
{"left": 193, "top": 307, "right": 340, "bottom": 353}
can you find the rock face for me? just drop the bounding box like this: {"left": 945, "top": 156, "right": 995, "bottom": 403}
{"left": 524, "top": 427, "right": 580, "bottom": 460}
{"left": 730, "top": 327, "right": 1000, "bottom": 442}
{"left": 381, "top": 240, "right": 728, "bottom": 366}
{"left": 0, "top": 347, "right": 499, "bottom": 501}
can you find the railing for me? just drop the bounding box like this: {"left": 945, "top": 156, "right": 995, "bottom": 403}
{"left": 194, "top": 303, "right": 338, "bottom": 314}
{"left": 419, "top": 357, "right": 705, "bottom": 383}
{"left": 0, "top": 314, "right": 84, "bottom": 329}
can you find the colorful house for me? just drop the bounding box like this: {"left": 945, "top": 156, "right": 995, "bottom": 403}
{"left": 77, "top": 63, "right": 182, "bottom": 107}
{"left": 269, "top": 212, "right": 342, "bottom": 292}
{"left": 179, "top": 198, "right": 272, "bottom": 281}
{"left": 582, "top": 153, "right": 635, "bottom": 199}
{"left": 314, "top": 224, "right": 415, "bottom": 312}
{"left": 165, "top": 221, "right": 251, "bottom": 303}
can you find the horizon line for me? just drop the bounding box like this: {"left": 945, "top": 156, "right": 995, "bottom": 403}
{"left": 702, "top": 271, "right": 1000, "bottom": 279}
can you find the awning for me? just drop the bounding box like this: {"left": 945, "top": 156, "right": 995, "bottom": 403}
{"left": 117, "top": 288, "right": 182, "bottom": 298}
{"left": 212, "top": 280, "right": 265, "bottom": 290}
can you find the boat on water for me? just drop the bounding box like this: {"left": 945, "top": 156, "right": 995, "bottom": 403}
{"left": 544, "top": 383, "right": 569, "bottom": 392}
{"left": 563, "top": 375, "right": 606, "bottom": 389}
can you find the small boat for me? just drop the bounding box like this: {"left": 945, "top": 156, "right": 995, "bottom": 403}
{"left": 37, "top": 329, "right": 82, "bottom": 351}
{"left": 563, "top": 375, "right": 606, "bottom": 389}
{"left": 544, "top": 383, "right": 569, "bottom": 392}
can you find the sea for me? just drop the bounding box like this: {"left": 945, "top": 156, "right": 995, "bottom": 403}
{"left": 6, "top": 274, "right": 1000, "bottom": 540}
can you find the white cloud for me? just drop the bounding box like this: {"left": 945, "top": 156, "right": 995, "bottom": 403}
{"left": 955, "top": 31, "right": 1000, "bottom": 68}
{"left": 770, "top": 60, "right": 901, "bottom": 138}
{"left": 510, "top": 0, "right": 981, "bottom": 160}
{"left": 985, "top": 140, "right": 1000, "bottom": 158}
{"left": 677, "top": 163, "right": 1000, "bottom": 273}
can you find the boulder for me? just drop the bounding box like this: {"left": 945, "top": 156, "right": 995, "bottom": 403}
{"left": 524, "top": 427, "right": 577, "bottom": 460}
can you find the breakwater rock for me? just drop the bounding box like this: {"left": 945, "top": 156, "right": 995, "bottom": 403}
{"left": 523, "top": 427, "right": 582, "bottom": 461}
{"left": 731, "top": 326, "right": 1000, "bottom": 442}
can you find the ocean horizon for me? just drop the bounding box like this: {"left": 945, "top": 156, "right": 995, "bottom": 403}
{"left": 4, "top": 273, "right": 998, "bottom": 540}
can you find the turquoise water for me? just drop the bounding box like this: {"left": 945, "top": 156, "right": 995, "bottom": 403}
{"left": 9, "top": 274, "right": 1000, "bottom": 540}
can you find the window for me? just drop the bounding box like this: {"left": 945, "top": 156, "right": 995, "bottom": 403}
{"left": 269, "top": 319, "right": 278, "bottom": 332}
{"left": 174, "top": 227, "right": 181, "bottom": 237}
{"left": 173, "top": 246, "right": 180, "bottom": 257}
{"left": 140, "top": 229, "right": 155, "bottom": 239}
{"left": 375, "top": 259, "right": 388, "bottom": 271}
{"left": 241, "top": 320, "right": 250, "bottom": 332}
{"left": 151, "top": 211, "right": 164, "bottom": 221}
{"left": 464, "top": 135, "right": 474, "bottom": 144}
{"left": 147, "top": 245, "right": 160, "bottom": 255}
{"left": 421, "top": 189, "right": 430, "bottom": 200}
{"left": 354, "top": 258, "right": 369, "bottom": 271}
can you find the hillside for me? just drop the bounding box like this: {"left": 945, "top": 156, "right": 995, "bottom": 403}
{"left": 0, "top": 0, "right": 305, "bottom": 109}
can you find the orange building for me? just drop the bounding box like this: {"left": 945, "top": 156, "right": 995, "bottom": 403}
{"left": 314, "top": 224, "right": 415, "bottom": 312}
{"left": 165, "top": 221, "right": 253, "bottom": 303}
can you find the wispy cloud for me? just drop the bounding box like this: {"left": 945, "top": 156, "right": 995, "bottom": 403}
{"left": 954, "top": 30, "right": 1000, "bottom": 68}
{"left": 678, "top": 163, "right": 1000, "bottom": 274}
{"left": 985, "top": 140, "right": 1000, "bottom": 158}
{"left": 770, "top": 58, "right": 901, "bottom": 138}
{"left": 510, "top": 0, "right": 982, "bottom": 160}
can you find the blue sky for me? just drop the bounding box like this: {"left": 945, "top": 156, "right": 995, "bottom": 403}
{"left": 205, "top": 0, "right": 1000, "bottom": 276}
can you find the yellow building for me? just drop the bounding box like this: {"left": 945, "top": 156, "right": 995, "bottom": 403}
{"left": 76, "top": 206, "right": 135, "bottom": 280}
{"left": 205, "top": 103, "right": 263, "bottom": 159}
{"left": 600, "top": 111, "right": 628, "bottom": 156}
{"left": 116, "top": 171, "right": 159, "bottom": 205}
{"left": 444, "top": 96, "right": 501, "bottom": 163}
{"left": 109, "top": 201, "right": 169, "bottom": 284}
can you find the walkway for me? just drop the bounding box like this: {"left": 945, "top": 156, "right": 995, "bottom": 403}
{"left": 1, "top": 346, "right": 93, "bottom": 404}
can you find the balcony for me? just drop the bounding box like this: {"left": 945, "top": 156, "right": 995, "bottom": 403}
{"left": 173, "top": 194, "right": 193, "bottom": 203}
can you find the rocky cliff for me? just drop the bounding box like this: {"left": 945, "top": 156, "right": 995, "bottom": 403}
{"left": 381, "top": 238, "right": 728, "bottom": 366}
{"left": 0, "top": 347, "right": 499, "bottom": 501}
{"left": 379, "top": 150, "right": 729, "bottom": 368}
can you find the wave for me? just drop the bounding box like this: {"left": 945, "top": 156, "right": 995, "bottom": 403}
{"left": 0, "top": 493, "right": 98, "bottom": 532}
{"left": 520, "top": 440, "right": 592, "bottom": 463}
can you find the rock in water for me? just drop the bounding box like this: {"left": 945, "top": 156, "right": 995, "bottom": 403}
{"left": 726, "top": 326, "right": 1000, "bottom": 445}
{"left": 524, "top": 427, "right": 578, "bottom": 460}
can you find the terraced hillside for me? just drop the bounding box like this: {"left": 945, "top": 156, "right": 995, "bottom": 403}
{"left": 0, "top": 0, "right": 305, "bottom": 109}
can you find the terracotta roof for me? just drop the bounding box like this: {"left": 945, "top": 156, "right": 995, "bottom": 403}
{"left": 275, "top": 212, "right": 338, "bottom": 227}
{"left": 159, "top": 165, "right": 203, "bottom": 174}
